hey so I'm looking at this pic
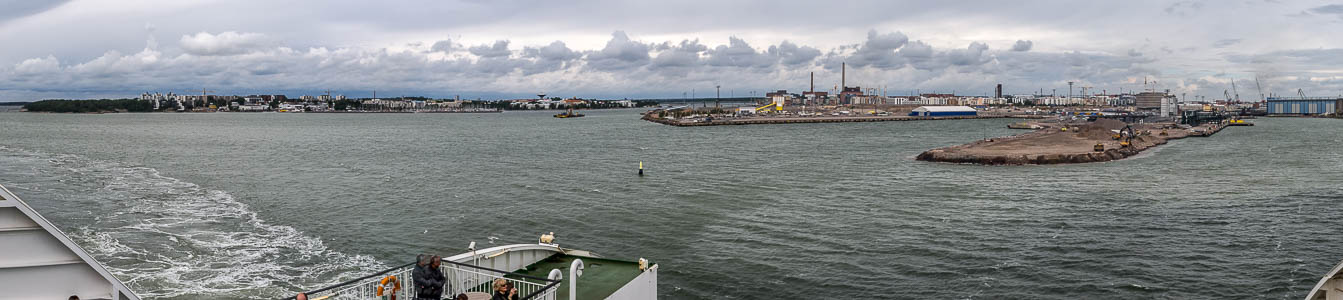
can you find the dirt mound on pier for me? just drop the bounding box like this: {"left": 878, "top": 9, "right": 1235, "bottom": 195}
{"left": 1075, "top": 119, "right": 1128, "bottom": 139}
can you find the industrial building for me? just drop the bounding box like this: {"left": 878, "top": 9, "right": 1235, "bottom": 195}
{"left": 909, "top": 106, "right": 977, "bottom": 117}
{"left": 1135, "top": 92, "right": 1168, "bottom": 109}
{"left": 1266, "top": 97, "right": 1342, "bottom": 115}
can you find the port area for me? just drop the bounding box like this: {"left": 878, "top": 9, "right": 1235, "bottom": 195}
{"left": 917, "top": 119, "right": 1231, "bottom": 165}
{"left": 642, "top": 106, "right": 1043, "bottom": 126}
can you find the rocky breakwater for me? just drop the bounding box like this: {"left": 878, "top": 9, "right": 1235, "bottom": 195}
{"left": 918, "top": 119, "right": 1193, "bottom": 165}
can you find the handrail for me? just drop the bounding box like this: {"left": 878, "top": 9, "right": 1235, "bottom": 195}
{"left": 282, "top": 254, "right": 563, "bottom": 300}
{"left": 522, "top": 280, "right": 562, "bottom": 300}
{"left": 279, "top": 262, "right": 415, "bottom": 300}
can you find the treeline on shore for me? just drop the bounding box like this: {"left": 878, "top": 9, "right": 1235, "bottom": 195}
{"left": 23, "top": 99, "right": 152, "bottom": 113}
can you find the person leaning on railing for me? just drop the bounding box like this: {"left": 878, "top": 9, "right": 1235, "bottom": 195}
{"left": 413, "top": 254, "right": 446, "bottom": 300}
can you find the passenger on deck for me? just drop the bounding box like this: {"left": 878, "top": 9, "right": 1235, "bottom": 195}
{"left": 413, "top": 254, "right": 446, "bottom": 300}
{"left": 491, "top": 278, "right": 518, "bottom": 300}
{"left": 295, "top": 293, "right": 306, "bottom": 300}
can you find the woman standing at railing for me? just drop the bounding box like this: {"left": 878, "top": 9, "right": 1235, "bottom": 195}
{"left": 490, "top": 279, "right": 519, "bottom": 300}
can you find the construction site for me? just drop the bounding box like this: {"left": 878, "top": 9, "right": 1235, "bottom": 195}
{"left": 916, "top": 118, "right": 1235, "bottom": 165}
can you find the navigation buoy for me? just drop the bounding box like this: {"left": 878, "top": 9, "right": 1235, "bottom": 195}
{"left": 639, "top": 161, "right": 644, "bottom": 176}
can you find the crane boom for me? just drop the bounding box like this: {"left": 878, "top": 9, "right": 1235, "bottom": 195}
{"left": 1254, "top": 76, "right": 1265, "bottom": 102}
{"left": 1230, "top": 78, "right": 1240, "bottom": 103}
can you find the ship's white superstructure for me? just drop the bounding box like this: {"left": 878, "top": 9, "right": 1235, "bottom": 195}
{"left": 0, "top": 184, "right": 141, "bottom": 300}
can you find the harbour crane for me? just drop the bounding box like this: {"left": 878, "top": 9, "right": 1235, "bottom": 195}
{"left": 1230, "top": 78, "right": 1241, "bottom": 103}
{"left": 1298, "top": 89, "right": 1307, "bottom": 98}
{"left": 1254, "top": 76, "right": 1266, "bottom": 102}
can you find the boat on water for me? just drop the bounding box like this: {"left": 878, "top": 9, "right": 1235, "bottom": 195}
{"left": 0, "top": 184, "right": 141, "bottom": 300}
{"left": 0, "top": 183, "right": 656, "bottom": 300}
{"left": 554, "top": 107, "right": 585, "bottom": 118}
{"left": 1306, "top": 259, "right": 1343, "bottom": 300}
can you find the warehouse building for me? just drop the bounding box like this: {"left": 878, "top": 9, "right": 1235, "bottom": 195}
{"left": 909, "top": 106, "right": 977, "bottom": 117}
{"left": 1266, "top": 97, "right": 1342, "bottom": 115}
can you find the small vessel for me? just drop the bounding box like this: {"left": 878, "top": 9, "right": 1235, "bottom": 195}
{"left": 554, "top": 107, "right": 585, "bottom": 118}
{"left": 1227, "top": 118, "right": 1254, "bottom": 126}
{"left": 0, "top": 184, "right": 142, "bottom": 300}
{"left": 1306, "top": 258, "right": 1343, "bottom": 300}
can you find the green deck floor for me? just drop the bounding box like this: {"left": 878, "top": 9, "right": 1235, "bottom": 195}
{"left": 510, "top": 254, "right": 645, "bottom": 300}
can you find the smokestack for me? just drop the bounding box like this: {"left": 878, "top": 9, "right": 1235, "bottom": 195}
{"left": 810, "top": 72, "right": 814, "bottom": 93}
{"left": 841, "top": 62, "right": 846, "bottom": 90}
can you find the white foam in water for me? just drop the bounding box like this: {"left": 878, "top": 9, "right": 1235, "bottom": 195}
{"left": 0, "top": 146, "right": 387, "bottom": 299}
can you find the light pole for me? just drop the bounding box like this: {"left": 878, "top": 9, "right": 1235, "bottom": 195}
{"left": 716, "top": 85, "right": 721, "bottom": 108}
{"left": 1067, "top": 81, "right": 1074, "bottom": 102}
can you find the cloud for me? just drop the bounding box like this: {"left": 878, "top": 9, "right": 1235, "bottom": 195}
{"left": 947, "top": 42, "right": 991, "bottom": 66}
{"left": 525, "top": 41, "right": 579, "bottom": 61}
{"left": 768, "top": 41, "right": 821, "bottom": 67}
{"left": 13, "top": 55, "right": 60, "bottom": 74}
{"left": 0, "top": 0, "right": 70, "bottom": 24}
{"left": 650, "top": 39, "right": 706, "bottom": 70}
{"left": 1011, "top": 40, "right": 1032, "bottom": 52}
{"left": 1165, "top": 1, "right": 1205, "bottom": 16}
{"left": 1310, "top": 4, "right": 1343, "bottom": 15}
{"left": 847, "top": 30, "right": 909, "bottom": 69}
{"left": 179, "top": 32, "right": 269, "bottom": 56}
{"left": 704, "top": 37, "right": 774, "bottom": 68}
{"left": 468, "top": 40, "right": 512, "bottom": 58}
{"left": 1213, "top": 38, "right": 1242, "bottom": 48}
{"left": 430, "top": 39, "right": 458, "bottom": 52}
{"left": 584, "top": 31, "right": 651, "bottom": 71}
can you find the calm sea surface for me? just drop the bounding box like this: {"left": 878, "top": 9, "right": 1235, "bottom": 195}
{"left": 1, "top": 109, "right": 1341, "bottom": 299}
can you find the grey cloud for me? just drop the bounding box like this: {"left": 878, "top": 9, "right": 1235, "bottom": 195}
{"left": 848, "top": 30, "right": 909, "bottom": 69}
{"left": 1310, "top": 4, "right": 1343, "bottom": 15}
{"left": 1165, "top": 1, "right": 1204, "bottom": 16}
{"left": 1011, "top": 40, "right": 1032, "bottom": 52}
{"left": 947, "top": 42, "right": 991, "bottom": 66}
{"left": 1213, "top": 38, "right": 1242, "bottom": 48}
{"left": 0, "top": 0, "right": 70, "bottom": 24}
{"left": 524, "top": 41, "right": 580, "bottom": 61}
{"left": 468, "top": 40, "right": 512, "bottom": 57}
{"left": 1128, "top": 49, "right": 1143, "bottom": 57}
{"left": 584, "top": 31, "right": 651, "bottom": 71}
{"left": 768, "top": 41, "right": 821, "bottom": 67}
{"left": 430, "top": 39, "right": 458, "bottom": 52}
{"left": 651, "top": 39, "right": 705, "bottom": 70}
{"left": 704, "top": 37, "right": 774, "bottom": 68}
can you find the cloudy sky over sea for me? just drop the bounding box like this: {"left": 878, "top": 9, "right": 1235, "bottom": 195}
{"left": 3, "top": 0, "right": 1343, "bottom": 100}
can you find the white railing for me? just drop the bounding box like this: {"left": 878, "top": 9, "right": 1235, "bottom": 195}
{"left": 294, "top": 260, "right": 559, "bottom": 300}
{"left": 443, "top": 263, "right": 557, "bottom": 300}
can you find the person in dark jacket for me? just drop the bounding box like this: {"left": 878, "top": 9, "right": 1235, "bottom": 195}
{"left": 413, "top": 254, "right": 446, "bottom": 300}
{"left": 491, "top": 278, "right": 518, "bottom": 300}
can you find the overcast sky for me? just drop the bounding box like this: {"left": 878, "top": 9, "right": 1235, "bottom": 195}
{"left": 3, "top": 0, "right": 1343, "bottom": 100}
